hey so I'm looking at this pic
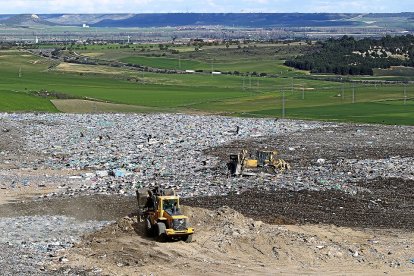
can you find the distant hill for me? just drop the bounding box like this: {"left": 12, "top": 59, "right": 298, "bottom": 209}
{"left": 91, "top": 13, "right": 359, "bottom": 28}
{"left": 0, "top": 14, "right": 57, "bottom": 26}
{"left": 44, "top": 14, "right": 134, "bottom": 25}
{"left": 0, "top": 13, "right": 413, "bottom": 29}
{"left": 0, "top": 15, "right": 12, "bottom": 20}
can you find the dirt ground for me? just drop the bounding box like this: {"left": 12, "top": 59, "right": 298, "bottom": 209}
{"left": 1, "top": 193, "right": 413, "bottom": 275}
{"left": 51, "top": 206, "right": 414, "bottom": 275}
{"left": 54, "top": 63, "right": 123, "bottom": 75}
{"left": 184, "top": 177, "right": 414, "bottom": 230}
{"left": 3, "top": 175, "right": 412, "bottom": 230}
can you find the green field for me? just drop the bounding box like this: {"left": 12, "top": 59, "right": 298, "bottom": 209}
{"left": 119, "top": 56, "right": 295, "bottom": 75}
{"left": 0, "top": 48, "right": 413, "bottom": 125}
{"left": 249, "top": 101, "right": 414, "bottom": 125}
{"left": 0, "top": 89, "right": 58, "bottom": 112}
{"left": 79, "top": 43, "right": 307, "bottom": 76}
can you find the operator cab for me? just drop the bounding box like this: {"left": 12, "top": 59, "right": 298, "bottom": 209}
{"left": 162, "top": 198, "right": 182, "bottom": 216}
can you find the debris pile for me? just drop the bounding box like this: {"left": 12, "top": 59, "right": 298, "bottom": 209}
{"left": 1, "top": 113, "right": 414, "bottom": 199}
{"left": 0, "top": 215, "right": 110, "bottom": 275}
{"left": 0, "top": 113, "right": 321, "bottom": 197}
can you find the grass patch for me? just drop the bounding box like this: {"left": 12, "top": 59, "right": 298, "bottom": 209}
{"left": 120, "top": 56, "right": 203, "bottom": 70}
{"left": 51, "top": 99, "right": 171, "bottom": 113}
{"left": 250, "top": 101, "right": 414, "bottom": 125}
{"left": 0, "top": 90, "right": 58, "bottom": 112}
{"left": 120, "top": 55, "right": 295, "bottom": 74}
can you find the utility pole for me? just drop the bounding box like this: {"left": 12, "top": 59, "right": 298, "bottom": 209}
{"left": 302, "top": 85, "right": 305, "bottom": 100}
{"left": 352, "top": 83, "right": 355, "bottom": 104}
{"left": 404, "top": 84, "right": 407, "bottom": 105}
{"left": 178, "top": 55, "right": 181, "bottom": 69}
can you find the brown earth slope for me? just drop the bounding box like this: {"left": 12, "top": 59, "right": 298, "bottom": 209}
{"left": 53, "top": 206, "right": 414, "bottom": 275}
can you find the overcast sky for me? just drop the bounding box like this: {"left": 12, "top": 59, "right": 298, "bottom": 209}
{"left": 0, "top": 0, "right": 412, "bottom": 14}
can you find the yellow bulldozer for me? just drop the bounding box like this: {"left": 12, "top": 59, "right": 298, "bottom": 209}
{"left": 136, "top": 188, "right": 194, "bottom": 242}
{"left": 228, "top": 149, "right": 290, "bottom": 176}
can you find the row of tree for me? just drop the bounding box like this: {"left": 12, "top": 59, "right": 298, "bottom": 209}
{"left": 285, "top": 35, "right": 414, "bottom": 75}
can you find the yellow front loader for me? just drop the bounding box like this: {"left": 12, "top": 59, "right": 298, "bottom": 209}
{"left": 137, "top": 189, "right": 194, "bottom": 242}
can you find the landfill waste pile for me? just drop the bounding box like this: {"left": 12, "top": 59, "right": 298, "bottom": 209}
{"left": 0, "top": 216, "right": 110, "bottom": 275}
{"left": 0, "top": 113, "right": 413, "bottom": 275}
{"left": 2, "top": 113, "right": 414, "bottom": 199}
{"left": 1, "top": 113, "right": 323, "bottom": 198}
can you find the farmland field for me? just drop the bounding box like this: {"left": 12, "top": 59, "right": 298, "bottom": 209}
{"left": 119, "top": 56, "right": 295, "bottom": 74}
{"left": 0, "top": 89, "right": 58, "bottom": 112}
{"left": 249, "top": 101, "right": 414, "bottom": 125}
{"left": 0, "top": 47, "right": 413, "bottom": 125}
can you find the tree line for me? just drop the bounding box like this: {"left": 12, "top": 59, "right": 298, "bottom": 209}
{"left": 285, "top": 35, "right": 414, "bottom": 75}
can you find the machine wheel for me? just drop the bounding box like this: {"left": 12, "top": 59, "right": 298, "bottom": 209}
{"left": 156, "top": 222, "right": 167, "bottom": 242}
{"left": 183, "top": 234, "right": 193, "bottom": 243}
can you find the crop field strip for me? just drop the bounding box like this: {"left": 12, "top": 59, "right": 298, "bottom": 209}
{"left": 0, "top": 48, "right": 413, "bottom": 125}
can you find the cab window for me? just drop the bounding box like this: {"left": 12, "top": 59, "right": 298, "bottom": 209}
{"left": 163, "top": 199, "right": 178, "bottom": 211}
